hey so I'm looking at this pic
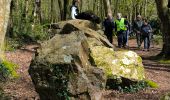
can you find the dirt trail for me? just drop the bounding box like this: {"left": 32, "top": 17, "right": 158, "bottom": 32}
{"left": 3, "top": 45, "right": 39, "bottom": 100}
{"left": 129, "top": 39, "right": 170, "bottom": 92}
{"left": 2, "top": 39, "right": 170, "bottom": 100}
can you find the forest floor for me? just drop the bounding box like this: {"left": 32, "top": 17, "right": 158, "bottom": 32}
{"left": 1, "top": 39, "right": 170, "bottom": 100}
{"left": 104, "top": 39, "right": 170, "bottom": 100}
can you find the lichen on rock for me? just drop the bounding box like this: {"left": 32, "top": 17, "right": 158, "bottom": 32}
{"left": 90, "top": 46, "right": 145, "bottom": 80}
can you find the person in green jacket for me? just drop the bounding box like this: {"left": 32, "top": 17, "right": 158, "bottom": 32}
{"left": 115, "top": 13, "right": 128, "bottom": 48}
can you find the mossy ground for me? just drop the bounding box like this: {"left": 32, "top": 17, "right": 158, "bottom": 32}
{"left": 159, "top": 60, "right": 170, "bottom": 65}
{"left": 0, "top": 59, "right": 19, "bottom": 81}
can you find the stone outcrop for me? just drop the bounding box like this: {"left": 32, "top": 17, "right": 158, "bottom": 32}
{"left": 29, "top": 19, "right": 145, "bottom": 100}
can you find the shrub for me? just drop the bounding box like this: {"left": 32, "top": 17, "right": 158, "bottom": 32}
{"left": 145, "top": 79, "right": 159, "bottom": 88}
{"left": 30, "top": 24, "right": 49, "bottom": 41}
{"left": 152, "top": 35, "right": 162, "bottom": 45}
{"left": 0, "top": 59, "right": 19, "bottom": 81}
{"left": 4, "top": 38, "right": 21, "bottom": 51}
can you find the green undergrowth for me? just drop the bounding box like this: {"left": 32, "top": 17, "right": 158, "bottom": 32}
{"left": 161, "top": 92, "right": 170, "bottom": 100}
{"left": 106, "top": 78, "right": 158, "bottom": 93}
{"left": 0, "top": 59, "right": 19, "bottom": 81}
{"left": 156, "top": 56, "right": 170, "bottom": 65}
{"left": 152, "top": 35, "right": 162, "bottom": 45}
{"left": 159, "top": 60, "right": 170, "bottom": 65}
{"left": 145, "top": 79, "right": 159, "bottom": 88}
{"left": 4, "top": 38, "right": 21, "bottom": 51}
{"left": 148, "top": 54, "right": 170, "bottom": 65}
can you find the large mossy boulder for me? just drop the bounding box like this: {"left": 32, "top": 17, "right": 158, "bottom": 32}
{"left": 90, "top": 46, "right": 145, "bottom": 80}
{"left": 29, "top": 19, "right": 145, "bottom": 100}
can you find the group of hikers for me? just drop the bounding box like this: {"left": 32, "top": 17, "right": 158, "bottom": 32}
{"left": 71, "top": 0, "right": 153, "bottom": 51}
{"left": 103, "top": 13, "right": 152, "bottom": 51}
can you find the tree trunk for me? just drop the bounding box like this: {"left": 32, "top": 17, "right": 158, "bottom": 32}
{"left": 114, "top": 0, "right": 119, "bottom": 16}
{"left": 58, "top": 0, "right": 64, "bottom": 20}
{"left": 63, "top": 0, "right": 68, "bottom": 20}
{"left": 144, "top": 0, "right": 147, "bottom": 17}
{"left": 155, "top": 0, "right": 170, "bottom": 59}
{"left": 6, "top": 0, "right": 14, "bottom": 38}
{"left": 25, "top": 0, "right": 29, "bottom": 20}
{"left": 100, "top": 0, "right": 104, "bottom": 20}
{"left": 50, "top": 0, "right": 54, "bottom": 22}
{"left": 0, "top": 0, "right": 11, "bottom": 59}
{"left": 34, "top": 0, "right": 42, "bottom": 24}
{"left": 103, "top": 0, "right": 112, "bottom": 17}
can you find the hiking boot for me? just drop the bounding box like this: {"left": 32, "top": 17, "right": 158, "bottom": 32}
{"left": 142, "top": 49, "right": 148, "bottom": 51}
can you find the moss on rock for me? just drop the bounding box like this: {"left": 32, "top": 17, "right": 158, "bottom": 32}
{"left": 90, "top": 46, "right": 145, "bottom": 81}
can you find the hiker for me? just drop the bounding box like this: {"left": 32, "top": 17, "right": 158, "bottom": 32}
{"left": 103, "top": 13, "right": 114, "bottom": 44}
{"left": 141, "top": 18, "right": 152, "bottom": 51}
{"left": 133, "top": 15, "right": 143, "bottom": 49}
{"left": 71, "top": 0, "right": 79, "bottom": 19}
{"left": 115, "top": 13, "right": 128, "bottom": 48}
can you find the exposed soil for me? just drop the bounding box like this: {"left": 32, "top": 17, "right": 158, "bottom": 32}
{"left": 3, "top": 45, "right": 39, "bottom": 100}
{"left": 1, "top": 39, "right": 170, "bottom": 100}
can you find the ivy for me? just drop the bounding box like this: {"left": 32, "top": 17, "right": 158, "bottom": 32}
{"left": 53, "top": 65, "right": 70, "bottom": 100}
{"left": 106, "top": 78, "right": 158, "bottom": 93}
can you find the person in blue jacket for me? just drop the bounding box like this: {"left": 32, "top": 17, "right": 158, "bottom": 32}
{"left": 141, "top": 18, "right": 152, "bottom": 51}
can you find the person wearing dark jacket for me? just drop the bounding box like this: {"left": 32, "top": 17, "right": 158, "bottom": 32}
{"left": 133, "top": 15, "right": 143, "bottom": 49}
{"left": 141, "top": 19, "right": 152, "bottom": 51}
{"left": 115, "top": 13, "right": 128, "bottom": 48}
{"left": 103, "top": 13, "right": 114, "bottom": 44}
